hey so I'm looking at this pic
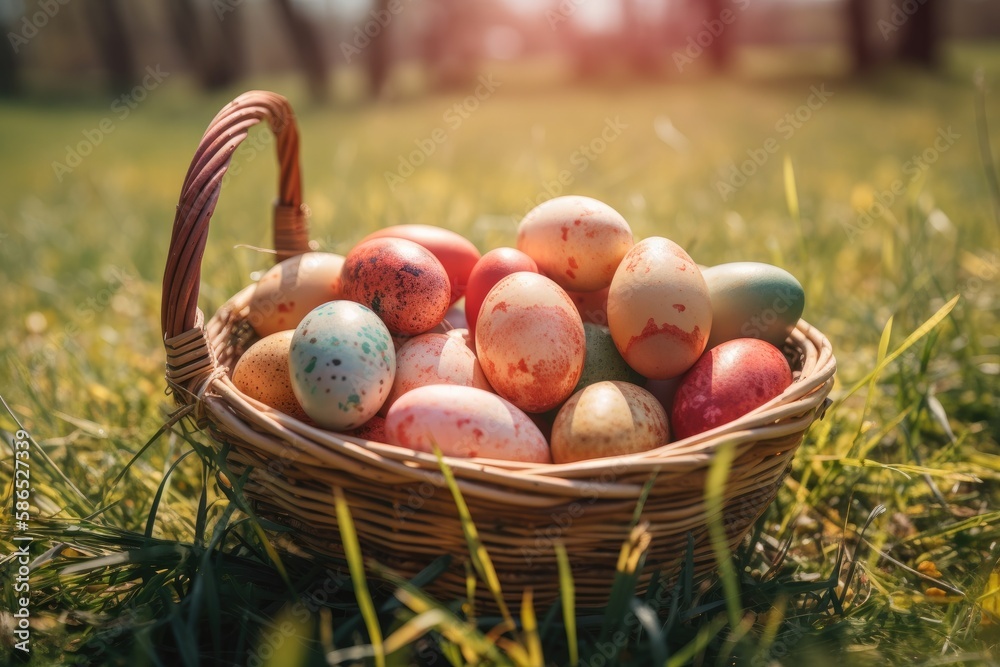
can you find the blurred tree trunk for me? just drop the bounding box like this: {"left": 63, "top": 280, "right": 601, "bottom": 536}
{"left": 0, "top": 19, "right": 19, "bottom": 96}
{"left": 846, "top": 0, "right": 872, "bottom": 72}
{"left": 166, "top": 0, "right": 242, "bottom": 89}
{"left": 705, "top": 0, "right": 732, "bottom": 71}
{"left": 83, "top": 0, "right": 138, "bottom": 94}
{"left": 898, "top": 0, "right": 938, "bottom": 68}
{"left": 271, "top": 0, "right": 328, "bottom": 101}
{"left": 367, "top": 0, "right": 391, "bottom": 97}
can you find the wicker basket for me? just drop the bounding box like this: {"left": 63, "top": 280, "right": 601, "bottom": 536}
{"left": 162, "top": 91, "right": 837, "bottom": 608}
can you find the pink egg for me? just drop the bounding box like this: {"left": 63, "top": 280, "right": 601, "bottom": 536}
{"left": 465, "top": 247, "right": 538, "bottom": 341}
{"left": 360, "top": 225, "right": 481, "bottom": 304}
{"left": 475, "top": 272, "right": 585, "bottom": 413}
{"left": 341, "top": 238, "right": 451, "bottom": 335}
{"left": 671, "top": 338, "right": 792, "bottom": 441}
{"left": 385, "top": 385, "right": 550, "bottom": 462}
{"left": 517, "top": 195, "right": 634, "bottom": 291}
{"left": 381, "top": 333, "right": 492, "bottom": 415}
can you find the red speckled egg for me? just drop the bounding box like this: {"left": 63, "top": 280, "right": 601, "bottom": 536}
{"left": 475, "top": 272, "right": 585, "bottom": 413}
{"left": 248, "top": 252, "right": 345, "bottom": 337}
{"left": 385, "top": 385, "right": 550, "bottom": 463}
{"left": 360, "top": 224, "right": 481, "bottom": 304}
{"left": 671, "top": 338, "right": 792, "bottom": 441}
{"left": 465, "top": 247, "right": 538, "bottom": 341}
{"left": 607, "top": 237, "right": 712, "bottom": 379}
{"left": 341, "top": 237, "right": 451, "bottom": 335}
{"left": 381, "top": 333, "right": 492, "bottom": 415}
{"left": 517, "top": 195, "right": 634, "bottom": 291}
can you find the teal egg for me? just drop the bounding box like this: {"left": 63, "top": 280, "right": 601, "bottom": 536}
{"left": 575, "top": 323, "right": 642, "bottom": 393}
{"left": 290, "top": 301, "right": 396, "bottom": 431}
{"left": 703, "top": 262, "right": 805, "bottom": 350}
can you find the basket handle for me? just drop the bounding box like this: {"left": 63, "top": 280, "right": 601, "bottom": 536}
{"left": 161, "top": 90, "right": 310, "bottom": 396}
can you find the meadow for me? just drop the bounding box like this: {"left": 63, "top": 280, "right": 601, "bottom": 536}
{"left": 1, "top": 44, "right": 999, "bottom": 665}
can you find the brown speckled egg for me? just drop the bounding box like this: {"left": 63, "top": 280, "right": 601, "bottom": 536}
{"left": 475, "top": 272, "right": 585, "bottom": 413}
{"left": 551, "top": 381, "right": 669, "bottom": 463}
{"left": 385, "top": 385, "right": 550, "bottom": 462}
{"left": 381, "top": 333, "right": 492, "bottom": 415}
{"left": 248, "top": 252, "right": 345, "bottom": 337}
{"left": 341, "top": 237, "right": 451, "bottom": 335}
{"left": 359, "top": 224, "right": 481, "bottom": 304}
{"left": 232, "top": 330, "right": 308, "bottom": 421}
{"left": 671, "top": 338, "right": 792, "bottom": 441}
{"left": 608, "top": 237, "right": 712, "bottom": 380}
{"left": 517, "top": 195, "right": 634, "bottom": 291}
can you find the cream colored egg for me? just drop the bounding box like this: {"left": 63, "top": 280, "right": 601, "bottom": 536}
{"left": 381, "top": 333, "right": 492, "bottom": 415}
{"left": 232, "top": 330, "right": 309, "bottom": 421}
{"left": 517, "top": 195, "right": 634, "bottom": 291}
{"left": 475, "top": 272, "right": 585, "bottom": 413}
{"left": 385, "top": 385, "right": 550, "bottom": 463}
{"left": 248, "top": 252, "right": 345, "bottom": 337}
{"left": 551, "top": 381, "right": 669, "bottom": 464}
{"left": 607, "top": 237, "right": 712, "bottom": 379}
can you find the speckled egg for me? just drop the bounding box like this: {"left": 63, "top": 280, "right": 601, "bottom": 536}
{"left": 341, "top": 237, "right": 451, "bottom": 335}
{"left": 574, "top": 323, "right": 642, "bottom": 393}
{"left": 385, "top": 385, "right": 550, "bottom": 462}
{"left": 381, "top": 333, "right": 492, "bottom": 414}
{"left": 475, "top": 272, "right": 586, "bottom": 413}
{"left": 290, "top": 301, "right": 395, "bottom": 431}
{"left": 566, "top": 286, "right": 610, "bottom": 326}
{"left": 607, "top": 237, "right": 712, "bottom": 380}
{"left": 703, "top": 262, "right": 805, "bottom": 350}
{"left": 232, "top": 330, "right": 309, "bottom": 421}
{"left": 360, "top": 224, "right": 482, "bottom": 304}
{"left": 248, "top": 252, "right": 345, "bottom": 337}
{"left": 517, "top": 195, "right": 634, "bottom": 291}
{"left": 465, "top": 247, "right": 538, "bottom": 341}
{"left": 671, "top": 338, "right": 792, "bottom": 441}
{"left": 551, "top": 381, "right": 670, "bottom": 464}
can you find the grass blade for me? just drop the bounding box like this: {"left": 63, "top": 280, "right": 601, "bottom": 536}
{"left": 705, "top": 440, "right": 741, "bottom": 629}
{"left": 555, "top": 543, "right": 578, "bottom": 667}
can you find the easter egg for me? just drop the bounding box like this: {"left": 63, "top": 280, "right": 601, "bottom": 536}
{"left": 607, "top": 237, "right": 712, "bottom": 380}
{"left": 465, "top": 247, "right": 538, "bottom": 340}
{"left": 574, "top": 323, "right": 642, "bottom": 393}
{"left": 517, "top": 195, "right": 634, "bottom": 291}
{"left": 341, "top": 237, "right": 451, "bottom": 335}
{"left": 382, "top": 333, "right": 492, "bottom": 414}
{"left": 360, "top": 224, "right": 481, "bottom": 304}
{"left": 671, "top": 338, "right": 792, "bottom": 441}
{"left": 232, "top": 330, "right": 308, "bottom": 421}
{"left": 476, "top": 272, "right": 586, "bottom": 413}
{"left": 703, "top": 262, "right": 805, "bottom": 350}
{"left": 551, "top": 381, "right": 670, "bottom": 464}
{"left": 566, "top": 286, "right": 610, "bottom": 326}
{"left": 248, "top": 252, "right": 345, "bottom": 337}
{"left": 385, "top": 385, "right": 550, "bottom": 463}
{"left": 290, "top": 301, "right": 395, "bottom": 431}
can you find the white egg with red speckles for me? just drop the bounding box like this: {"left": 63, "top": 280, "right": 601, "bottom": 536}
{"left": 517, "top": 196, "right": 633, "bottom": 291}
{"left": 290, "top": 301, "right": 395, "bottom": 431}
{"left": 381, "top": 333, "right": 492, "bottom": 415}
{"left": 475, "top": 272, "right": 585, "bottom": 413}
{"left": 384, "top": 385, "right": 550, "bottom": 462}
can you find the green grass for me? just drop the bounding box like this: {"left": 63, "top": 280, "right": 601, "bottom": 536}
{"left": 1, "top": 43, "right": 1000, "bottom": 665}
